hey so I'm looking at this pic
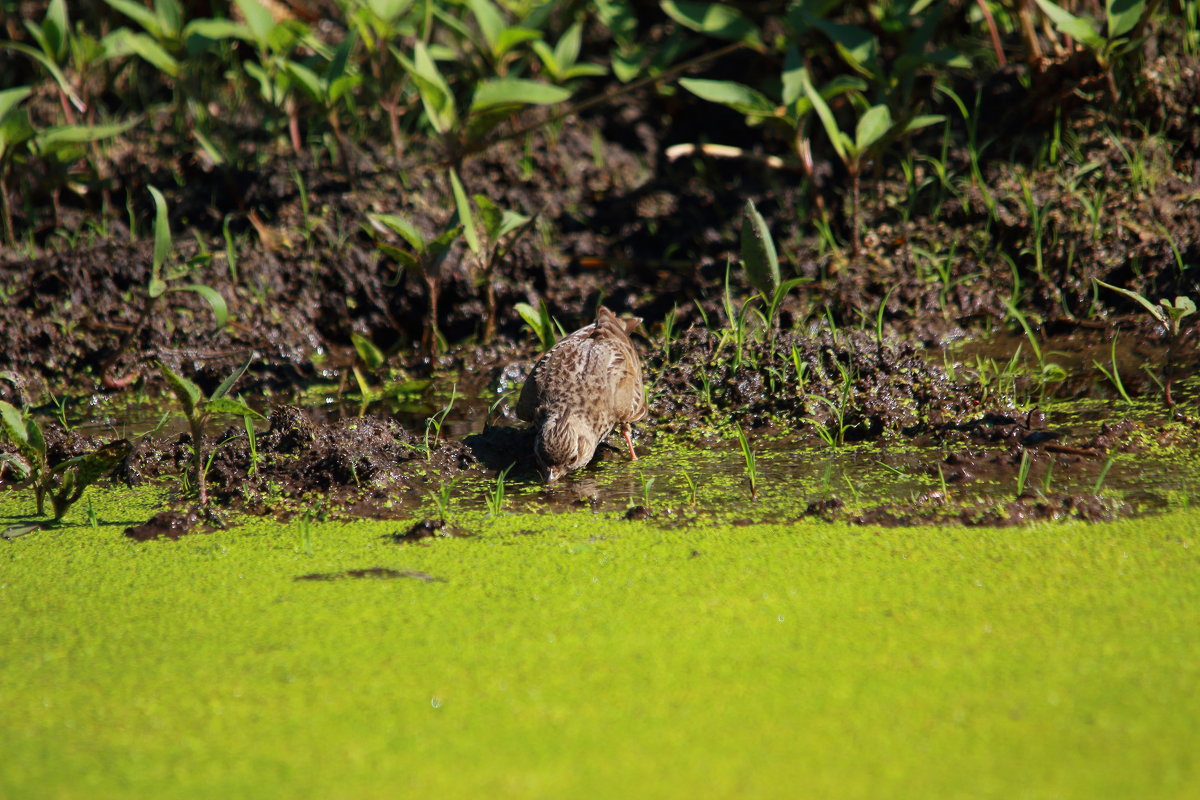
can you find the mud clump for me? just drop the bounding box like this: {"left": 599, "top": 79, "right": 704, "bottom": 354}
{"left": 295, "top": 567, "right": 445, "bottom": 582}
{"left": 125, "top": 509, "right": 204, "bottom": 541}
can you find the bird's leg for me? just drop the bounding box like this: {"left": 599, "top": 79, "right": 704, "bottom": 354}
{"left": 622, "top": 423, "right": 638, "bottom": 460}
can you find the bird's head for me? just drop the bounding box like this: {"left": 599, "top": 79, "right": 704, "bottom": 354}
{"left": 534, "top": 415, "right": 597, "bottom": 482}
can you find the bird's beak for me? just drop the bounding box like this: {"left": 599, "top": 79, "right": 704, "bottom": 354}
{"left": 544, "top": 466, "right": 562, "bottom": 482}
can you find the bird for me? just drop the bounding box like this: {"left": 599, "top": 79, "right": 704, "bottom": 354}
{"left": 517, "top": 305, "right": 646, "bottom": 482}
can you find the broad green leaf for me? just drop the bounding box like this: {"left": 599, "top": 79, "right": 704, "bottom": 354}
{"left": 469, "top": 78, "right": 570, "bottom": 111}
{"left": 496, "top": 208, "right": 532, "bottom": 239}
{"left": 0, "top": 42, "right": 86, "bottom": 111}
{"left": 514, "top": 302, "right": 549, "bottom": 347}
{"left": 211, "top": 355, "right": 254, "bottom": 400}
{"left": 402, "top": 41, "right": 457, "bottom": 134}
{"left": 740, "top": 199, "right": 780, "bottom": 297}
{"left": 149, "top": 185, "right": 171, "bottom": 285}
{"left": 368, "top": 212, "right": 425, "bottom": 252}
{"left": 904, "top": 114, "right": 946, "bottom": 133}
{"left": 808, "top": 17, "right": 879, "bottom": 77}
{"left": 173, "top": 283, "right": 229, "bottom": 329}
{"left": 449, "top": 169, "right": 481, "bottom": 255}
{"left": 284, "top": 60, "right": 323, "bottom": 101}
{"left": 562, "top": 63, "right": 607, "bottom": 80}
{"left": 678, "top": 78, "right": 775, "bottom": 117}
{"left": 104, "top": 0, "right": 163, "bottom": 38}
{"left": 781, "top": 46, "right": 805, "bottom": 108}
{"left": 661, "top": 0, "right": 763, "bottom": 48}
{"left": 1093, "top": 279, "right": 1166, "bottom": 324}
{"left": 1034, "top": 0, "right": 1104, "bottom": 50}
{"left": 204, "top": 396, "right": 263, "bottom": 419}
{"left": 234, "top": 0, "right": 277, "bottom": 43}
{"left": 466, "top": 0, "right": 504, "bottom": 51}
{"left": 474, "top": 194, "right": 503, "bottom": 237}
{"left": 0, "top": 400, "right": 29, "bottom": 449}
{"left": 43, "top": 0, "right": 69, "bottom": 58}
{"left": 327, "top": 31, "right": 355, "bottom": 86}
{"left": 52, "top": 440, "right": 133, "bottom": 486}
{"left": 802, "top": 73, "right": 847, "bottom": 162}
{"left": 531, "top": 40, "right": 561, "bottom": 77}
{"left": 494, "top": 28, "right": 541, "bottom": 59}
{"left": 157, "top": 362, "right": 202, "bottom": 418}
{"left": 32, "top": 118, "right": 137, "bottom": 154}
{"left": 555, "top": 22, "right": 584, "bottom": 68}
{"left": 184, "top": 18, "right": 253, "bottom": 52}
{"left": 0, "top": 87, "right": 32, "bottom": 123}
{"left": 1106, "top": 0, "right": 1145, "bottom": 39}
{"left": 351, "top": 333, "right": 385, "bottom": 371}
{"left": 854, "top": 104, "right": 893, "bottom": 151}
{"left": 156, "top": 0, "right": 184, "bottom": 39}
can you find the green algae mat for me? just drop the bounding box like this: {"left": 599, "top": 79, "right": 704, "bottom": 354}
{"left": 2, "top": 490, "right": 1198, "bottom": 799}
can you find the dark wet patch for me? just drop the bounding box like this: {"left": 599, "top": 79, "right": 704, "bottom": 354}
{"left": 387, "top": 518, "right": 471, "bottom": 543}
{"left": 295, "top": 567, "right": 445, "bottom": 582}
{"left": 124, "top": 510, "right": 204, "bottom": 541}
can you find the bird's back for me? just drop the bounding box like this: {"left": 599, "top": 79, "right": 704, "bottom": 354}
{"left": 517, "top": 306, "right": 645, "bottom": 429}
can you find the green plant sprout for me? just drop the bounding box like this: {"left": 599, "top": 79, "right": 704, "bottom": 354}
{"left": 1095, "top": 279, "right": 1196, "bottom": 406}
{"left": 733, "top": 422, "right": 758, "bottom": 499}
{"left": 515, "top": 300, "right": 563, "bottom": 352}
{"left": 485, "top": 462, "right": 513, "bottom": 515}
{"left": 0, "top": 399, "right": 132, "bottom": 538}
{"left": 450, "top": 171, "right": 538, "bottom": 343}
{"left": 157, "top": 358, "right": 263, "bottom": 506}
{"left": 366, "top": 212, "right": 461, "bottom": 355}
{"left": 1016, "top": 450, "right": 1032, "bottom": 498}
{"left": 1093, "top": 333, "right": 1133, "bottom": 405}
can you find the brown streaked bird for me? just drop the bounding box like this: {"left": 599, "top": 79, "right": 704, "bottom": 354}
{"left": 517, "top": 306, "right": 646, "bottom": 482}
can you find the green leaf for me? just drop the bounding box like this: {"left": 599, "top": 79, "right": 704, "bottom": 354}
{"left": 0, "top": 400, "right": 30, "bottom": 450}
{"left": 0, "top": 87, "right": 32, "bottom": 124}
{"left": 1093, "top": 279, "right": 1166, "bottom": 324}
{"left": 802, "top": 73, "right": 847, "bottom": 163}
{"left": 449, "top": 169, "right": 481, "bottom": 255}
{"left": 903, "top": 114, "right": 945, "bottom": 133}
{"left": 808, "top": 17, "right": 879, "bottom": 77}
{"left": 118, "top": 29, "right": 180, "bottom": 76}
{"left": 514, "top": 302, "right": 549, "bottom": 348}
{"left": 1034, "top": 0, "right": 1104, "bottom": 50}
{"left": 678, "top": 78, "right": 776, "bottom": 117}
{"left": 233, "top": 0, "right": 277, "bottom": 43}
{"left": 1106, "top": 0, "right": 1145, "bottom": 39}
{"left": 32, "top": 118, "right": 137, "bottom": 154}
{"left": 493, "top": 27, "right": 541, "bottom": 59}
{"left": 284, "top": 60, "right": 323, "bottom": 101}
{"left": 660, "top": 0, "right": 763, "bottom": 48}
{"left": 469, "top": 79, "right": 570, "bottom": 112}
{"left": 172, "top": 283, "right": 229, "bottom": 329}
{"left": 0, "top": 42, "right": 87, "bottom": 112}
{"left": 43, "top": 0, "right": 69, "bottom": 58}
{"left": 148, "top": 185, "right": 171, "bottom": 287}
{"left": 781, "top": 46, "right": 805, "bottom": 108}
{"left": 157, "top": 362, "right": 202, "bottom": 418}
{"left": 104, "top": 0, "right": 163, "bottom": 38}
{"left": 368, "top": 212, "right": 425, "bottom": 252}
{"left": 204, "top": 396, "right": 262, "bottom": 419}
{"left": 854, "top": 104, "right": 893, "bottom": 152}
{"left": 740, "top": 199, "right": 780, "bottom": 297}
{"left": 211, "top": 355, "right": 254, "bottom": 400}
{"left": 466, "top": 0, "right": 504, "bottom": 51}
{"left": 402, "top": 41, "right": 457, "bottom": 134}
{"left": 351, "top": 332, "right": 386, "bottom": 371}
{"left": 555, "top": 22, "right": 584, "bottom": 69}
{"left": 184, "top": 18, "right": 253, "bottom": 52}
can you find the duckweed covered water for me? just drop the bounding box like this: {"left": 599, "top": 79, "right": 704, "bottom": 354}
{"left": 2, "top": 487, "right": 1198, "bottom": 798}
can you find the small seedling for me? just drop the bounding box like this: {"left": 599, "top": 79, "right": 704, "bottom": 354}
{"left": 515, "top": 300, "right": 562, "bottom": 351}
{"left": 426, "top": 478, "right": 457, "bottom": 523}
{"left": 1093, "top": 456, "right": 1116, "bottom": 494}
{"left": 1016, "top": 450, "right": 1033, "bottom": 498}
{"left": 158, "top": 358, "right": 263, "bottom": 506}
{"left": 681, "top": 471, "right": 698, "bottom": 506}
{"left": 733, "top": 423, "right": 758, "bottom": 499}
{"left": 1093, "top": 333, "right": 1133, "bottom": 405}
{"left": 485, "top": 463, "right": 513, "bottom": 515}
{"left": 1, "top": 400, "right": 131, "bottom": 537}
{"left": 1094, "top": 280, "right": 1196, "bottom": 406}
{"left": 637, "top": 471, "right": 656, "bottom": 507}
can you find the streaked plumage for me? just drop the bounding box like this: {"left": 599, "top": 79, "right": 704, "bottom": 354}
{"left": 517, "top": 306, "right": 646, "bottom": 481}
